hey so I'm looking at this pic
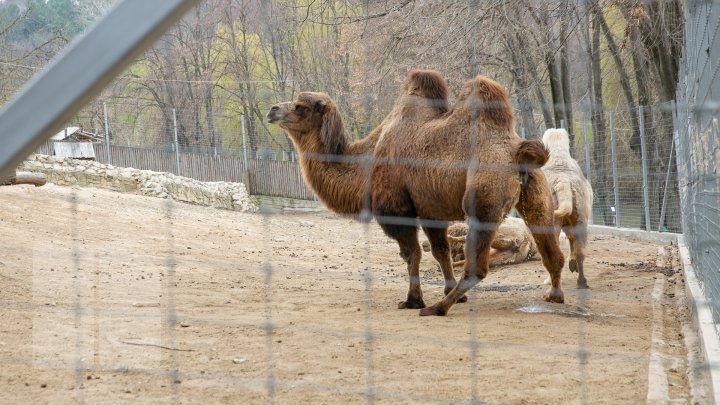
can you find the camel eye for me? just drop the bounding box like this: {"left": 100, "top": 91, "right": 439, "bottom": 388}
{"left": 295, "top": 105, "right": 306, "bottom": 115}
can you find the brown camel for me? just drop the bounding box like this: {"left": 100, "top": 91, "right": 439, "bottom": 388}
{"left": 421, "top": 217, "right": 538, "bottom": 268}
{"left": 542, "top": 128, "right": 594, "bottom": 288}
{"left": 266, "top": 69, "right": 448, "bottom": 216}
{"left": 370, "top": 75, "right": 565, "bottom": 316}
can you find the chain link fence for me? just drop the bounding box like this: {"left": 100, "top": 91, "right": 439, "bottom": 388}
{"left": 45, "top": 97, "right": 682, "bottom": 235}
{"left": 675, "top": 0, "right": 720, "bottom": 325}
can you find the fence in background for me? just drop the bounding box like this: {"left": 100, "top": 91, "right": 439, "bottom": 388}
{"left": 675, "top": 0, "right": 720, "bottom": 324}
{"left": 35, "top": 139, "right": 315, "bottom": 201}
{"left": 37, "top": 103, "right": 681, "bottom": 232}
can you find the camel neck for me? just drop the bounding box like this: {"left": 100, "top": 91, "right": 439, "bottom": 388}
{"left": 297, "top": 138, "right": 374, "bottom": 215}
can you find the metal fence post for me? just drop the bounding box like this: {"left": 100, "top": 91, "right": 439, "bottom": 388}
{"left": 639, "top": 106, "right": 651, "bottom": 231}
{"left": 241, "top": 115, "right": 249, "bottom": 184}
{"left": 520, "top": 127, "right": 526, "bottom": 139}
{"left": 173, "top": 108, "right": 181, "bottom": 176}
{"left": 658, "top": 138, "right": 674, "bottom": 232}
{"left": 583, "top": 116, "right": 592, "bottom": 224}
{"left": 103, "top": 102, "right": 111, "bottom": 165}
{"left": 582, "top": 116, "right": 592, "bottom": 183}
{"left": 610, "top": 111, "right": 620, "bottom": 227}
{"left": 560, "top": 119, "right": 566, "bottom": 130}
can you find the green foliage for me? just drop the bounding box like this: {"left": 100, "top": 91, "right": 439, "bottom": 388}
{"left": 1, "top": 0, "right": 84, "bottom": 42}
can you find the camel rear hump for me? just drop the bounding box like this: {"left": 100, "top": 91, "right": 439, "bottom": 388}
{"left": 514, "top": 138, "right": 549, "bottom": 168}
{"left": 475, "top": 76, "right": 514, "bottom": 130}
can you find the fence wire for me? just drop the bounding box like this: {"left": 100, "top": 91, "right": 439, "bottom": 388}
{"left": 675, "top": 0, "right": 720, "bottom": 325}
{"left": 4, "top": 1, "right": 718, "bottom": 403}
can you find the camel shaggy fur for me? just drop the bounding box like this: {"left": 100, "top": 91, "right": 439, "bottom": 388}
{"left": 371, "top": 75, "right": 565, "bottom": 316}
{"left": 266, "top": 70, "right": 448, "bottom": 215}
{"left": 421, "top": 217, "right": 538, "bottom": 267}
{"left": 542, "top": 128, "right": 594, "bottom": 288}
{"left": 268, "top": 73, "right": 566, "bottom": 316}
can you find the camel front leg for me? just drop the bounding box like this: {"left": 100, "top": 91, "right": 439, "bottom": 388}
{"left": 379, "top": 221, "right": 425, "bottom": 309}
{"left": 422, "top": 226, "right": 468, "bottom": 303}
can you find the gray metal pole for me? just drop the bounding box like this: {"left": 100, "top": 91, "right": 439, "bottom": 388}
{"left": 639, "top": 106, "right": 652, "bottom": 231}
{"left": 560, "top": 119, "right": 566, "bottom": 130}
{"left": 520, "top": 127, "right": 526, "bottom": 139}
{"left": 0, "top": 0, "right": 200, "bottom": 178}
{"left": 103, "top": 102, "right": 111, "bottom": 165}
{"left": 583, "top": 116, "right": 592, "bottom": 184}
{"left": 241, "top": 115, "right": 249, "bottom": 182}
{"left": 658, "top": 139, "right": 675, "bottom": 232}
{"left": 610, "top": 112, "right": 620, "bottom": 227}
{"left": 173, "top": 109, "right": 181, "bottom": 176}
{"left": 583, "top": 116, "right": 592, "bottom": 224}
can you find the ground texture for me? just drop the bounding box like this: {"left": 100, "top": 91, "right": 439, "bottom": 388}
{"left": 0, "top": 184, "right": 705, "bottom": 404}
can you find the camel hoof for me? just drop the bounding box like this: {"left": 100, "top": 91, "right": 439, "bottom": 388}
{"left": 543, "top": 288, "right": 565, "bottom": 304}
{"left": 577, "top": 279, "right": 589, "bottom": 289}
{"left": 569, "top": 259, "right": 578, "bottom": 273}
{"left": 419, "top": 306, "right": 446, "bottom": 316}
{"left": 398, "top": 298, "right": 426, "bottom": 309}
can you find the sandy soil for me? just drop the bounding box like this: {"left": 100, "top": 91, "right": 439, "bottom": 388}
{"left": 0, "top": 183, "right": 703, "bottom": 404}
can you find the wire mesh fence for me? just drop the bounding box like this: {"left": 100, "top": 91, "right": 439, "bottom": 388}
{"left": 47, "top": 97, "right": 682, "bottom": 234}
{"left": 675, "top": 0, "right": 720, "bottom": 325}
{"left": 3, "top": 0, "right": 719, "bottom": 403}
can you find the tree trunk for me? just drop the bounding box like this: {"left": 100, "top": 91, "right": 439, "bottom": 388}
{"left": 559, "top": 4, "right": 574, "bottom": 145}
{"left": 515, "top": 34, "right": 553, "bottom": 129}
{"left": 547, "top": 55, "right": 566, "bottom": 129}
{"left": 590, "top": 4, "right": 611, "bottom": 226}
{"left": 505, "top": 36, "right": 536, "bottom": 138}
{"left": 1, "top": 172, "right": 47, "bottom": 187}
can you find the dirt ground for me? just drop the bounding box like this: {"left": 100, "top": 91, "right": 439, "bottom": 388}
{"left": 0, "top": 183, "right": 707, "bottom": 404}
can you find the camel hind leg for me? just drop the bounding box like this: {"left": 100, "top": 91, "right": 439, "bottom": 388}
{"left": 565, "top": 222, "right": 589, "bottom": 289}
{"left": 516, "top": 171, "right": 565, "bottom": 303}
{"left": 420, "top": 216, "right": 497, "bottom": 316}
{"left": 422, "top": 226, "right": 468, "bottom": 303}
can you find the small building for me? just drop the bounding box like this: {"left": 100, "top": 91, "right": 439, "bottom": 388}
{"left": 51, "top": 127, "right": 101, "bottom": 160}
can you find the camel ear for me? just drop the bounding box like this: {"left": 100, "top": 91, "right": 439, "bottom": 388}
{"left": 314, "top": 99, "right": 327, "bottom": 113}
{"left": 319, "top": 101, "right": 346, "bottom": 155}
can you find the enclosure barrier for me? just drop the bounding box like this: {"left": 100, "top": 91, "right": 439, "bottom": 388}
{"left": 0, "top": 0, "right": 718, "bottom": 403}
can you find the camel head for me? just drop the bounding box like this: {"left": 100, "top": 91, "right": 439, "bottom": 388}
{"left": 453, "top": 75, "right": 514, "bottom": 131}
{"left": 398, "top": 69, "right": 449, "bottom": 113}
{"left": 267, "top": 92, "right": 350, "bottom": 156}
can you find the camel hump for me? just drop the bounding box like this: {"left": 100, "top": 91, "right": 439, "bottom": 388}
{"left": 475, "top": 75, "right": 514, "bottom": 130}
{"left": 405, "top": 69, "right": 449, "bottom": 111}
{"left": 514, "top": 138, "right": 549, "bottom": 168}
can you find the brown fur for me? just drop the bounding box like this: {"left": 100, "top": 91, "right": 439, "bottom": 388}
{"left": 371, "top": 75, "right": 565, "bottom": 316}
{"left": 542, "top": 128, "right": 594, "bottom": 288}
{"left": 266, "top": 69, "right": 449, "bottom": 215}
{"left": 421, "top": 218, "right": 538, "bottom": 267}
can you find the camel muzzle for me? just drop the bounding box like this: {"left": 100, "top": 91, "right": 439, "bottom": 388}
{"left": 267, "top": 105, "right": 281, "bottom": 123}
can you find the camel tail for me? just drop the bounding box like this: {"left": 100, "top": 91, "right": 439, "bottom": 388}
{"left": 553, "top": 180, "right": 573, "bottom": 217}
{"left": 514, "top": 139, "right": 549, "bottom": 188}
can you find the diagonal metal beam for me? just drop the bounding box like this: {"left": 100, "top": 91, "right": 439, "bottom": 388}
{"left": 0, "top": 0, "right": 200, "bottom": 178}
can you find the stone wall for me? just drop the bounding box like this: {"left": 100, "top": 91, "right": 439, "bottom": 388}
{"left": 19, "top": 154, "right": 257, "bottom": 213}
